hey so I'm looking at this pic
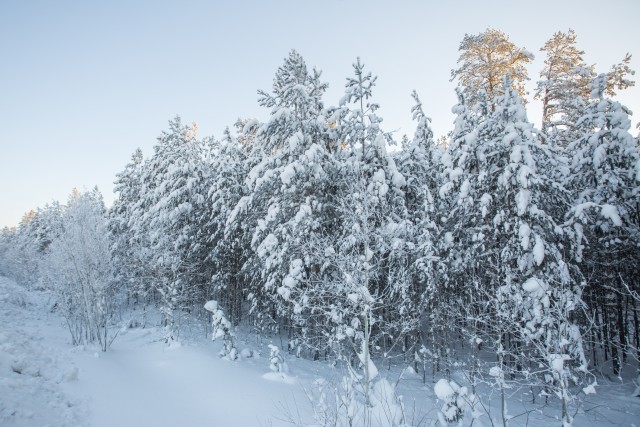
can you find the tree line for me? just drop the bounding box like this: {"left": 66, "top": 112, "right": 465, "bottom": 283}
{"left": 1, "top": 28, "right": 638, "bottom": 426}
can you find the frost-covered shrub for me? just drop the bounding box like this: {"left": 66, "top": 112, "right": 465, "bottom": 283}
{"left": 45, "top": 189, "right": 116, "bottom": 352}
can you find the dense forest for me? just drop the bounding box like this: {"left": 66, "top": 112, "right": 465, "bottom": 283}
{"left": 1, "top": 28, "right": 638, "bottom": 426}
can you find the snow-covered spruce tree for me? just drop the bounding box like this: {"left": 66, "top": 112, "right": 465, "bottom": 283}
{"left": 45, "top": 188, "right": 116, "bottom": 351}
{"left": 474, "top": 76, "right": 586, "bottom": 426}
{"left": 268, "top": 344, "right": 285, "bottom": 372}
{"left": 225, "top": 50, "right": 334, "bottom": 344}
{"left": 434, "top": 87, "right": 484, "bottom": 385}
{"left": 395, "top": 90, "right": 441, "bottom": 363}
{"left": 129, "top": 117, "right": 210, "bottom": 341}
{"left": 109, "top": 148, "right": 148, "bottom": 311}
{"left": 566, "top": 74, "right": 640, "bottom": 376}
{"left": 318, "top": 58, "right": 412, "bottom": 408}
{"left": 434, "top": 378, "right": 468, "bottom": 426}
{"left": 206, "top": 123, "right": 254, "bottom": 325}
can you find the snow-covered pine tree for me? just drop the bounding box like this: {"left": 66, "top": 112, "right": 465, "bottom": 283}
{"left": 206, "top": 124, "right": 253, "bottom": 325}
{"left": 109, "top": 148, "right": 147, "bottom": 309}
{"left": 434, "top": 87, "right": 483, "bottom": 384}
{"left": 535, "top": 29, "right": 593, "bottom": 144}
{"left": 604, "top": 53, "right": 636, "bottom": 97}
{"left": 536, "top": 30, "right": 635, "bottom": 148}
{"left": 566, "top": 73, "right": 640, "bottom": 376}
{"left": 474, "top": 75, "right": 586, "bottom": 426}
{"left": 321, "top": 58, "right": 411, "bottom": 405}
{"left": 395, "top": 90, "right": 441, "bottom": 360}
{"left": 225, "top": 50, "right": 334, "bottom": 345}
{"left": 129, "top": 117, "right": 210, "bottom": 341}
{"left": 451, "top": 28, "right": 534, "bottom": 110}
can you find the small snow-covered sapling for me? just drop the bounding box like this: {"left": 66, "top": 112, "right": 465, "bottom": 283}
{"left": 268, "top": 344, "right": 284, "bottom": 372}
{"left": 204, "top": 300, "right": 237, "bottom": 360}
{"left": 434, "top": 378, "right": 468, "bottom": 425}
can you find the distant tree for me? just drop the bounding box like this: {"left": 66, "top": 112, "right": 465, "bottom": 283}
{"left": 0, "top": 227, "right": 16, "bottom": 276}
{"left": 2, "top": 204, "right": 64, "bottom": 287}
{"left": 451, "top": 28, "right": 533, "bottom": 109}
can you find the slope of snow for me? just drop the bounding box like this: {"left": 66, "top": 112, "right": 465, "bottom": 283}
{"left": 0, "top": 276, "right": 88, "bottom": 427}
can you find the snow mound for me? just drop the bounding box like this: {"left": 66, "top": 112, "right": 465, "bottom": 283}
{"left": 434, "top": 378, "right": 455, "bottom": 400}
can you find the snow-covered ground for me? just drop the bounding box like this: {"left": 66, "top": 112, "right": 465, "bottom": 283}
{"left": 1, "top": 275, "right": 639, "bottom": 426}
{"left": 0, "top": 276, "right": 307, "bottom": 426}
{"left": 0, "top": 276, "right": 88, "bottom": 426}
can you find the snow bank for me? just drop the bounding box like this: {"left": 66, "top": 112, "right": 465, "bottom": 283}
{"left": 0, "top": 277, "right": 87, "bottom": 427}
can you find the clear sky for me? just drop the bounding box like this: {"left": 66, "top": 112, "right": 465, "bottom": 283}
{"left": 1, "top": 0, "right": 638, "bottom": 228}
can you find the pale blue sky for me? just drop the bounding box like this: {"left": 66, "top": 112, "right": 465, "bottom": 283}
{"left": 1, "top": 0, "right": 638, "bottom": 227}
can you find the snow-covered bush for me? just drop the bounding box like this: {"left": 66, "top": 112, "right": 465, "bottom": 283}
{"left": 434, "top": 379, "right": 468, "bottom": 425}
{"left": 296, "top": 374, "right": 408, "bottom": 427}
{"left": 268, "top": 344, "right": 284, "bottom": 373}
{"left": 205, "top": 300, "right": 237, "bottom": 360}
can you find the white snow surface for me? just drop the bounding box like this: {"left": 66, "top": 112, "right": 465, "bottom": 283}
{"left": 0, "top": 276, "right": 299, "bottom": 427}
{"left": 2, "top": 275, "right": 639, "bottom": 427}
{"left": 0, "top": 278, "right": 88, "bottom": 426}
